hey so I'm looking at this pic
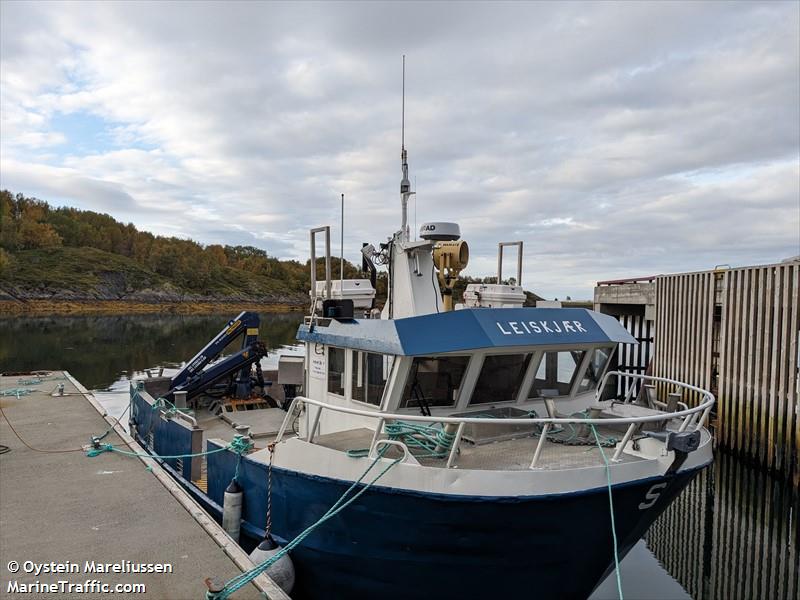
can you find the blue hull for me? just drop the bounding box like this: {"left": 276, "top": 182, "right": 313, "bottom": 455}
{"left": 203, "top": 442, "right": 702, "bottom": 600}
{"left": 131, "top": 393, "right": 703, "bottom": 599}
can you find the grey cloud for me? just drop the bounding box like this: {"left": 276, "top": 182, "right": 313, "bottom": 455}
{"left": 1, "top": 1, "right": 798, "bottom": 299}
{"left": 0, "top": 160, "right": 140, "bottom": 212}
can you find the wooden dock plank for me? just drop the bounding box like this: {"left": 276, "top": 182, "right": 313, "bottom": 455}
{"left": 718, "top": 271, "right": 731, "bottom": 447}
{"left": 744, "top": 268, "right": 756, "bottom": 458}
{"left": 768, "top": 267, "right": 782, "bottom": 470}
{"left": 763, "top": 266, "right": 776, "bottom": 467}
{"left": 775, "top": 265, "right": 794, "bottom": 469}
{"left": 753, "top": 268, "right": 766, "bottom": 464}
{"left": 788, "top": 264, "right": 800, "bottom": 486}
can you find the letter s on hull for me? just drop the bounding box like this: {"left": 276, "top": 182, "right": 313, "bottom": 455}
{"left": 639, "top": 482, "right": 668, "bottom": 510}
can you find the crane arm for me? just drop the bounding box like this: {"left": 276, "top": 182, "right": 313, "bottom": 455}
{"left": 169, "top": 341, "right": 267, "bottom": 401}
{"left": 170, "top": 311, "right": 260, "bottom": 389}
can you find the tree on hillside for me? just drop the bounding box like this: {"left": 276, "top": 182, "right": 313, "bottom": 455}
{"left": 0, "top": 248, "right": 14, "bottom": 277}
{"left": 0, "top": 191, "right": 62, "bottom": 250}
{"left": 0, "top": 191, "right": 17, "bottom": 249}
{"left": 206, "top": 244, "right": 228, "bottom": 267}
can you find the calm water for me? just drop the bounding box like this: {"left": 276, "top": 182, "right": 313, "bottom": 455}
{"left": 0, "top": 312, "right": 305, "bottom": 417}
{"left": 1, "top": 314, "right": 797, "bottom": 599}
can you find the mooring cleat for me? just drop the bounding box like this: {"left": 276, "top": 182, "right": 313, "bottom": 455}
{"left": 204, "top": 576, "right": 225, "bottom": 596}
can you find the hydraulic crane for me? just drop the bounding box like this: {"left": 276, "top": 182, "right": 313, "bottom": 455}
{"left": 168, "top": 311, "right": 267, "bottom": 402}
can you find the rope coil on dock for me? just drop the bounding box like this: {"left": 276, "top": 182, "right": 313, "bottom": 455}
{"left": 0, "top": 388, "right": 34, "bottom": 399}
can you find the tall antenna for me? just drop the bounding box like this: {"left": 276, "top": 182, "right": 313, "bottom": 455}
{"left": 340, "top": 193, "right": 344, "bottom": 287}
{"left": 400, "top": 54, "right": 412, "bottom": 240}
{"left": 401, "top": 55, "right": 405, "bottom": 151}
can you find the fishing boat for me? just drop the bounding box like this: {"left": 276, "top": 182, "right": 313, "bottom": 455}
{"left": 128, "top": 92, "right": 715, "bottom": 599}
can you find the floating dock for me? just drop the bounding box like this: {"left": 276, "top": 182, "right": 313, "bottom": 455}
{"left": 0, "top": 371, "right": 289, "bottom": 599}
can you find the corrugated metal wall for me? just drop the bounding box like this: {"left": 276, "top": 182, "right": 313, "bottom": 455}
{"left": 654, "top": 261, "right": 799, "bottom": 483}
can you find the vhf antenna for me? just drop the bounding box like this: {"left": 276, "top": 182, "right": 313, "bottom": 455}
{"left": 401, "top": 55, "right": 405, "bottom": 151}
{"left": 400, "top": 54, "right": 413, "bottom": 240}
{"left": 340, "top": 193, "right": 344, "bottom": 287}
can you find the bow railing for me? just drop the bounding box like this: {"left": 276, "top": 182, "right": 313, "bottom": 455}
{"left": 276, "top": 371, "right": 715, "bottom": 470}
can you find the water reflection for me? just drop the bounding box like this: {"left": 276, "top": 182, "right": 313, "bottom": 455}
{"left": 646, "top": 453, "right": 799, "bottom": 600}
{"left": 0, "top": 312, "right": 304, "bottom": 389}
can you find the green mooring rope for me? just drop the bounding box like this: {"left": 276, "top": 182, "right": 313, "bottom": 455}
{"left": 590, "top": 423, "right": 624, "bottom": 600}
{"left": 540, "top": 411, "right": 619, "bottom": 447}
{"left": 17, "top": 375, "right": 65, "bottom": 384}
{"left": 345, "top": 421, "right": 456, "bottom": 459}
{"left": 0, "top": 388, "right": 33, "bottom": 399}
{"left": 91, "top": 401, "right": 132, "bottom": 446}
{"left": 86, "top": 433, "right": 253, "bottom": 460}
{"left": 206, "top": 450, "right": 402, "bottom": 600}
{"left": 151, "top": 396, "right": 194, "bottom": 418}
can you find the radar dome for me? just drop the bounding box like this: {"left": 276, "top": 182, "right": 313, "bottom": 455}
{"left": 419, "top": 222, "right": 460, "bottom": 241}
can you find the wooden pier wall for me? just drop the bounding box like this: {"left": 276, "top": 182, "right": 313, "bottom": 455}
{"left": 653, "top": 260, "right": 799, "bottom": 482}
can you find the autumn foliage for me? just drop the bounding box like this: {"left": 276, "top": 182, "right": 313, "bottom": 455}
{"left": 0, "top": 190, "right": 361, "bottom": 294}
{"left": 0, "top": 190, "right": 540, "bottom": 304}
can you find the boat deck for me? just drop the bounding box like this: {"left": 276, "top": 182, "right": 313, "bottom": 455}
{"left": 193, "top": 405, "right": 285, "bottom": 491}
{"left": 187, "top": 399, "right": 649, "bottom": 472}
{"left": 312, "top": 425, "right": 646, "bottom": 471}
{"left": 194, "top": 407, "right": 282, "bottom": 442}
{"left": 0, "top": 372, "right": 287, "bottom": 600}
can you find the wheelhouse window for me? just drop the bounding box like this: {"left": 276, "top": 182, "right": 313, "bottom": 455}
{"left": 470, "top": 354, "right": 531, "bottom": 405}
{"left": 400, "top": 356, "right": 470, "bottom": 411}
{"left": 327, "top": 347, "right": 345, "bottom": 396}
{"left": 576, "top": 347, "right": 612, "bottom": 393}
{"left": 352, "top": 351, "right": 390, "bottom": 406}
{"left": 529, "top": 350, "right": 586, "bottom": 398}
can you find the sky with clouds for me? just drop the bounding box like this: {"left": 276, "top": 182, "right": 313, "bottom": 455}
{"left": 1, "top": 1, "right": 798, "bottom": 299}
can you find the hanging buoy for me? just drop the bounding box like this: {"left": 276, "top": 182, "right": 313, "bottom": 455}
{"left": 222, "top": 479, "right": 243, "bottom": 542}
{"left": 249, "top": 535, "right": 295, "bottom": 594}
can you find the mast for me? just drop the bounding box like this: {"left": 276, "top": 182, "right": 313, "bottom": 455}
{"left": 340, "top": 193, "right": 344, "bottom": 288}
{"left": 400, "top": 55, "right": 412, "bottom": 241}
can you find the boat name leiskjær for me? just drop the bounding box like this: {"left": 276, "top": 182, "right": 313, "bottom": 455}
{"left": 495, "top": 320, "right": 588, "bottom": 336}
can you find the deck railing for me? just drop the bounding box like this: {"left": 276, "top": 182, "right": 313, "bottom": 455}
{"left": 275, "top": 372, "right": 715, "bottom": 470}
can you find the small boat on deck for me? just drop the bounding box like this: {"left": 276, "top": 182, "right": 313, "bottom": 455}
{"left": 129, "top": 135, "right": 714, "bottom": 600}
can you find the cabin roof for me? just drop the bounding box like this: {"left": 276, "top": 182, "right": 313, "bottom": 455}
{"left": 296, "top": 307, "right": 635, "bottom": 356}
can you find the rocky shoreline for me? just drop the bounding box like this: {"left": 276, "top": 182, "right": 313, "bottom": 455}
{"left": 0, "top": 298, "right": 306, "bottom": 315}
{"left": 0, "top": 283, "right": 307, "bottom": 315}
